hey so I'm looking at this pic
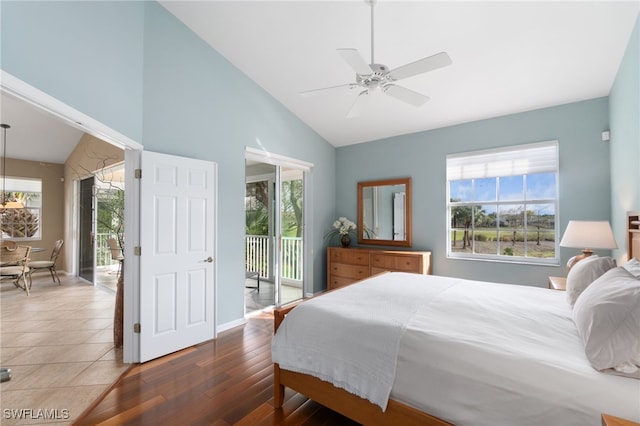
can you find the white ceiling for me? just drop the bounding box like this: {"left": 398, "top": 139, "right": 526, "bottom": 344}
{"left": 161, "top": 0, "right": 639, "bottom": 147}
{"left": 0, "top": 92, "right": 84, "bottom": 163}
{"left": 1, "top": 1, "right": 637, "bottom": 163}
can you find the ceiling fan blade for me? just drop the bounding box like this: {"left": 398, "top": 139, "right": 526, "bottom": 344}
{"left": 388, "top": 52, "right": 452, "bottom": 81}
{"left": 300, "top": 83, "right": 358, "bottom": 97}
{"left": 383, "top": 84, "right": 430, "bottom": 107}
{"left": 337, "top": 48, "right": 373, "bottom": 76}
{"left": 346, "top": 90, "right": 371, "bottom": 118}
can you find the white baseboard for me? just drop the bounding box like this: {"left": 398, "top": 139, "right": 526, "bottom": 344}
{"left": 217, "top": 317, "right": 247, "bottom": 334}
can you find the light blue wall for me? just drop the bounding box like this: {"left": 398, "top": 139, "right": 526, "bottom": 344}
{"left": 1, "top": 1, "right": 145, "bottom": 141}
{"left": 609, "top": 15, "right": 640, "bottom": 261}
{"left": 1, "top": 1, "right": 335, "bottom": 325}
{"left": 2, "top": 0, "right": 634, "bottom": 306}
{"left": 141, "top": 3, "right": 335, "bottom": 321}
{"left": 335, "top": 98, "right": 611, "bottom": 287}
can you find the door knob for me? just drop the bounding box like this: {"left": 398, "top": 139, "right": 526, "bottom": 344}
{"left": 204, "top": 256, "right": 213, "bottom": 263}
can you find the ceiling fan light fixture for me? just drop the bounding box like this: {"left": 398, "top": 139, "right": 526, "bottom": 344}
{"left": 301, "top": 0, "right": 452, "bottom": 116}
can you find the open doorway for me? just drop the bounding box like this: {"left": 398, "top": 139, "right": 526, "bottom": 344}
{"left": 0, "top": 77, "right": 137, "bottom": 420}
{"left": 244, "top": 158, "right": 306, "bottom": 314}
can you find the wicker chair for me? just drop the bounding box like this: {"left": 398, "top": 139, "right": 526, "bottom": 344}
{"left": 107, "top": 238, "right": 124, "bottom": 277}
{"left": 27, "top": 239, "right": 63, "bottom": 285}
{"left": 0, "top": 244, "right": 32, "bottom": 295}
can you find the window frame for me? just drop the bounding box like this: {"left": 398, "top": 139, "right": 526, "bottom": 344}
{"left": 446, "top": 141, "right": 560, "bottom": 265}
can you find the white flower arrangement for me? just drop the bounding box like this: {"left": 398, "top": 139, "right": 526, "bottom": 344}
{"left": 325, "top": 216, "right": 357, "bottom": 245}
{"left": 333, "top": 217, "right": 356, "bottom": 235}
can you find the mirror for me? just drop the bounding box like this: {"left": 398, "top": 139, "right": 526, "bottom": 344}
{"left": 357, "top": 177, "right": 412, "bottom": 247}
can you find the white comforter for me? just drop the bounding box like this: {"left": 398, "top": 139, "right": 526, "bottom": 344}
{"left": 272, "top": 272, "right": 640, "bottom": 425}
{"left": 271, "top": 272, "right": 445, "bottom": 409}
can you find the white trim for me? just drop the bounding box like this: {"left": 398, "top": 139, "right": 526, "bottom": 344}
{"left": 303, "top": 171, "right": 314, "bottom": 298}
{"left": 217, "top": 317, "right": 247, "bottom": 333}
{"left": 244, "top": 146, "right": 313, "bottom": 306}
{"left": 1, "top": 70, "right": 142, "bottom": 152}
{"left": 245, "top": 146, "right": 313, "bottom": 171}
{"left": 124, "top": 150, "right": 141, "bottom": 363}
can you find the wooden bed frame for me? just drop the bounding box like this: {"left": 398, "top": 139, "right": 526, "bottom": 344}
{"left": 273, "top": 212, "right": 639, "bottom": 425}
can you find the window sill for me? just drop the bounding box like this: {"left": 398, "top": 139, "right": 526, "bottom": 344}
{"left": 447, "top": 253, "right": 560, "bottom": 267}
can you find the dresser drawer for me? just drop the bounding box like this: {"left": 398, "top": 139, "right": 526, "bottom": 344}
{"left": 329, "top": 248, "right": 369, "bottom": 266}
{"left": 330, "top": 263, "right": 369, "bottom": 280}
{"left": 328, "top": 275, "right": 358, "bottom": 290}
{"left": 371, "top": 254, "right": 421, "bottom": 272}
{"left": 327, "top": 247, "right": 431, "bottom": 290}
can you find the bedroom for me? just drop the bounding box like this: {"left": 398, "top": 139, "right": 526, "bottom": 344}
{"left": 1, "top": 1, "right": 639, "bottom": 424}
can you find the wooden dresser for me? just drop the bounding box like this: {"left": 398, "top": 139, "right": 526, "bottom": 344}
{"left": 327, "top": 247, "right": 432, "bottom": 290}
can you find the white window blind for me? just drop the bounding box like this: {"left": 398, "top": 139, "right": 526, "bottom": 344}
{"left": 4, "top": 177, "right": 42, "bottom": 193}
{"left": 447, "top": 140, "right": 558, "bottom": 181}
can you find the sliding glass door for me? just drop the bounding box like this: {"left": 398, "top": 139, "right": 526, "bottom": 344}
{"left": 244, "top": 149, "right": 311, "bottom": 313}
{"left": 78, "top": 177, "right": 95, "bottom": 283}
{"left": 279, "top": 166, "right": 304, "bottom": 306}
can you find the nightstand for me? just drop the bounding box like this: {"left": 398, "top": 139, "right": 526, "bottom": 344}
{"left": 602, "top": 413, "right": 640, "bottom": 426}
{"left": 548, "top": 276, "right": 566, "bottom": 291}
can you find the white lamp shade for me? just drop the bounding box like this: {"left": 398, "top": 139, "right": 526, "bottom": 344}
{"left": 559, "top": 220, "right": 618, "bottom": 250}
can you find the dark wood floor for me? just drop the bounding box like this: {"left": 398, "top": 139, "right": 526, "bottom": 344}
{"left": 75, "top": 312, "right": 359, "bottom": 425}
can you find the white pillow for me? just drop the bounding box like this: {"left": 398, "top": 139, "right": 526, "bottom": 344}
{"left": 623, "top": 257, "right": 640, "bottom": 278}
{"left": 565, "top": 255, "right": 616, "bottom": 307}
{"left": 572, "top": 267, "right": 640, "bottom": 378}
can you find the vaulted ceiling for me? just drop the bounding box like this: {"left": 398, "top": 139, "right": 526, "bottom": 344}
{"left": 162, "top": 1, "right": 639, "bottom": 146}
{"left": 2, "top": 1, "right": 638, "bottom": 163}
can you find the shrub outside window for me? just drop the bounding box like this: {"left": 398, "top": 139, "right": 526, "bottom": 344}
{"left": 0, "top": 177, "right": 42, "bottom": 240}
{"left": 447, "top": 141, "right": 559, "bottom": 265}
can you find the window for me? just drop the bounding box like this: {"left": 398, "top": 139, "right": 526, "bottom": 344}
{"left": 447, "top": 141, "right": 559, "bottom": 264}
{"left": 0, "top": 177, "right": 42, "bottom": 240}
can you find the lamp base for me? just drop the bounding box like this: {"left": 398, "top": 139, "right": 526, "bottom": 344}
{"left": 567, "top": 249, "right": 594, "bottom": 270}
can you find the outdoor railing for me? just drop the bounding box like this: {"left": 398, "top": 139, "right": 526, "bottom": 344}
{"left": 245, "top": 235, "right": 303, "bottom": 282}
{"left": 98, "top": 232, "right": 303, "bottom": 279}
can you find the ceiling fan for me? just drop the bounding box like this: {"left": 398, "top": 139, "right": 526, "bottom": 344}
{"left": 301, "top": 0, "right": 452, "bottom": 118}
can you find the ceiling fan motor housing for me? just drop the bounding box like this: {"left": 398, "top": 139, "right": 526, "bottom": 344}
{"left": 356, "top": 63, "right": 391, "bottom": 89}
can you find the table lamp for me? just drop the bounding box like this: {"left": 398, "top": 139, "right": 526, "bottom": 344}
{"left": 559, "top": 220, "right": 618, "bottom": 269}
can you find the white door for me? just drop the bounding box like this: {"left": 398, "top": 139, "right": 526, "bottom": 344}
{"left": 139, "top": 151, "right": 216, "bottom": 362}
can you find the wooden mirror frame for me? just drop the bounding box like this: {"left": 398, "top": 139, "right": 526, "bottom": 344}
{"left": 357, "top": 177, "right": 412, "bottom": 247}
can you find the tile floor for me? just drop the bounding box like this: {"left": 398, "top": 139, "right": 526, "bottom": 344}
{"left": 0, "top": 271, "right": 128, "bottom": 425}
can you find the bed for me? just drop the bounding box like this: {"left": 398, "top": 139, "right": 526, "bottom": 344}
{"left": 272, "top": 219, "right": 640, "bottom": 425}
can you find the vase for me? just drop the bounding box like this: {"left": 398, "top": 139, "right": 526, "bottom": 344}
{"left": 340, "top": 234, "right": 351, "bottom": 248}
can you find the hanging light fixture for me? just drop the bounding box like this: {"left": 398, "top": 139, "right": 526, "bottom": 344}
{"left": 1, "top": 123, "right": 23, "bottom": 209}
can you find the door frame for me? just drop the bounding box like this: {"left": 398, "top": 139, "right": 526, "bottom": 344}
{"left": 245, "top": 147, "right": 314, "bottom": 302}
{"left": 1, "top": 70, "right": 143, "bottom": 362}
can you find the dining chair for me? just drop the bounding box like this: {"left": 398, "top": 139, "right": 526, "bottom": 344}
{"left": 107, "top": 238, "right": 124, "bottom": 276}
{"left": 0, "top": 245, "right": 32, "bottom": 295}
{"left": 27, "top": 239, "right": 63, "bottom": 285}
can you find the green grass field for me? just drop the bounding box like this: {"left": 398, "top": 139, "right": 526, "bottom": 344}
{"left": 451, "top": 228, "right": 555, "bottom": 258}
